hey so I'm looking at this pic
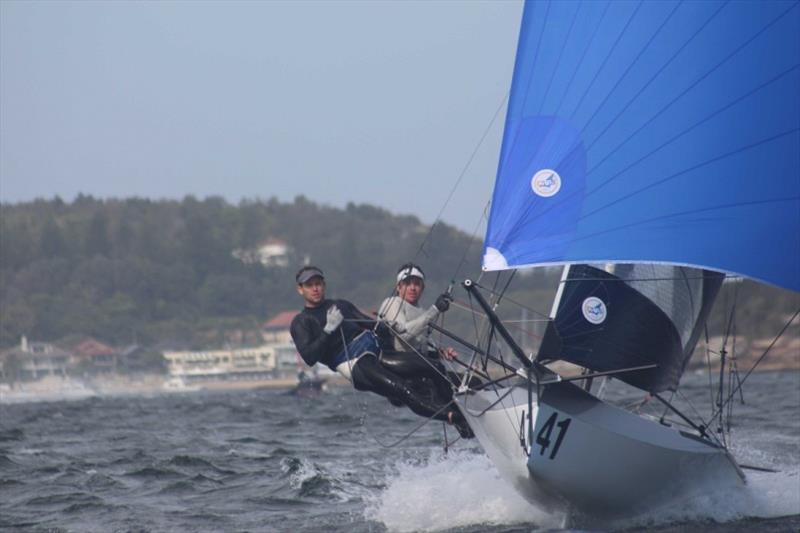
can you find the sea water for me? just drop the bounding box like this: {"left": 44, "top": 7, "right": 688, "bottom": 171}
{"left": 1, "top": 371, "right": 798, "bottom": 532}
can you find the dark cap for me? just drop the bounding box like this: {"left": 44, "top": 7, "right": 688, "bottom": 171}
{"left": 296, "top": 266, "right": 325, "bottom": 284}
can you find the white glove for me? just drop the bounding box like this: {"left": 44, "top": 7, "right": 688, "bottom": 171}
{"left": 323, "top": 305, "right": 344, "bottom": 334}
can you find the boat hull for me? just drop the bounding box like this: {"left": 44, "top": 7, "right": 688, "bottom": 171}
{"left": 454, "top": 383, "right": 562, "bottom": 510}
{"left": 457, "top": 381, "right": 745, "bottom": 516}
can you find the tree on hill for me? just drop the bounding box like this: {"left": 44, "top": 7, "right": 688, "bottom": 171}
{"left": 0, "top": 195, "right": 489, "bottom": 348}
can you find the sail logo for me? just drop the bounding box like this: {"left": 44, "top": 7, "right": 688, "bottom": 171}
{"left": 582, "top": 297, "right": 607, "bottom": 325}
{"left": 531, "top": 169, "right": 561, "bottom": 197}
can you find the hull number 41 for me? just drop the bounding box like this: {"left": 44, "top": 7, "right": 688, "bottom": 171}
{"left": 536, "top": 412, "right": 572, "bottom": 460}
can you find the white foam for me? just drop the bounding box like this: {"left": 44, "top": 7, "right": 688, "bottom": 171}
{"left": 367, "top": 447, "right": 799, "bottom": 532}
{"left": 743, "top": 468, "right": 800, "bottom": 518}
{"left": 604, "top": 462, "right": 800, "bottom": 530}
{"left": 366, "top": 449, "right": 564, "bottom": 532}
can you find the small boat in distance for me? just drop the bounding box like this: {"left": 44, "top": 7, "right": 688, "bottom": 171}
{"left": 288, "top": 370, "right": 327, "bottom": 397}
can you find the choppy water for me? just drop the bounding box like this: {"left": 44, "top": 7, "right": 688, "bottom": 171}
{"left": 1, "top": 371, "right": 798, "bottom": 532}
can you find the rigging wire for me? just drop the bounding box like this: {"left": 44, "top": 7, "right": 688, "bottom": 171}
{"left": 704, "top": 324, "right": 715, "bottom": 417}
{"left": 709, "top": 307, "right": 800, "bottom": 425}
{"left": 452, "top": 201, "right": 491, "bottom": 283}
{"left": 725, "top": 281, "right": 742, "bottom": 436}
{"left": 675, "top": 388, "right": 725, "bottom": 450}
{"left": 411, "top": 93, "right": 508, "bottom": 264}
{"left": 373, "top": 399, "right": 460, "bottom": 449}
{"left": 471, "top": 280, "right": 553, "bottom": 320}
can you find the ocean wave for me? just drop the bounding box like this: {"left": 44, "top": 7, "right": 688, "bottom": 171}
{"left": 167, "top": 454, "right": 216, "bottom": 469}
{"left": 85, "top": 472, "right": 126, "bottom": 491}
{"left": 25, "top": 492, "right": 102, "bottom": 508}
{"left": 270, "top": 447, "right": 294, "bottom": 459}
{"left": 298, "top": 473, "right": 341, "bottom": 497}
{"left": 0, "top": 453, "right": 18, "bottom": 468}
{"left": 317, "top": 413, "right": 361, "bottom": 426}
{"left": 123, "top": 466, "right": 183, "bottom": 479}
{"left": 0, "top": 428, "right": 24, "bottom": 441}
{"left": 280, "top": 456, "right": 362, "bottom": 503}
{"left": 227, "top": 436, "right": 261, "bottom": 443}
{"left": 275, "top": 418, "right": 301, "bottom": 428}
{"left": 157, "top": 474, "right": 223, "bottom": 495}
{"left": 280, "top": 456, "right": 304, "bottom": 476}
{"left": 62, "top": 499, "right": 119, "bottom": 514}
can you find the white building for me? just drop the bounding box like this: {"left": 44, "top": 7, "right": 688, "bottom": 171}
{"left": 163, "top": 345, "right": 277, "bottom": 384}
{"left": 0, "top": 336, "right": 71, "bottom": 382}
{"left": 232, "top": 238, "right": 291, "bottom": 267}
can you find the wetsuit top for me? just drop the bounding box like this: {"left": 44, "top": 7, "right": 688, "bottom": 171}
{"left": 290, "top": 299, "right": 376, "bottom": 371}
{"left": 377, "top": 296, "right": 439, "bottom": 353}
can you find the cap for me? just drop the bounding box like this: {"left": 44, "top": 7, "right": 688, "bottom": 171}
{"left": 397, "top": 266, "right": 425, "bottom": 283}
{"left": 296, "top": 266, "right": 325, "bottom": 284}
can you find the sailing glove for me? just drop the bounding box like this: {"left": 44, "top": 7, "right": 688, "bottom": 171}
{"left": 434, "top": 293, "right": 452, "bottom": 313}
{"left": 323, "top": 305, "right": 344, "bottom": 334}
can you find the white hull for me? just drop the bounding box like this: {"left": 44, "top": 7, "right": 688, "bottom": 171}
{"left": 454, "top": 381, "right": 560, "bottom": 511}
{"left": 456, "top": 381, "right": 745, "bottom": 516}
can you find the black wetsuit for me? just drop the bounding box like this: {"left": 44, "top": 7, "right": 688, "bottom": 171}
{"left": 290, "top": 299, "right": 373, "bottom": 370}
{"left": 290, "top": 299, "right": 469, "bottom": 431}
{"left": 379, "top": 351, "right": 455, "bottom": 404}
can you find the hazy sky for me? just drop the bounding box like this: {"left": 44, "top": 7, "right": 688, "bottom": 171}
{"left": 0, "top": 0, "right": 521, "bottom": 232}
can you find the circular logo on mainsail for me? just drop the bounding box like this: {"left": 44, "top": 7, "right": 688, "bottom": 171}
{"left": 531, "top": 169, "right": 561, "bottom": 197}
{"left": 582, "top": 297, "right": 607, "bottom": 325}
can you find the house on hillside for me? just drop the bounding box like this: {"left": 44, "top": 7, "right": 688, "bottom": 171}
{"left": 71, "top": 338, "right": 118, "bottom": 375}
{"left": 232, "top": 238, "right": 291, "bottom": 267}
{"left": 118, "top": 345, "right": 167, "bottom": 374}
{"left": 262, "top": 311, "right": 295, "bottom": 344}
{"left": 0, "top": 337, "right": 71, "bottom": 382}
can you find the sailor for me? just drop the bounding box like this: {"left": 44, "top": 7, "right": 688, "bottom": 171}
{"left": 289, "top": 265, "right": 473, "bottom": 438}
{"left": 378, "top": 262, "right": 454, "bottom": 356}
{"left": 375, "top": 263, "right": 465, "bottom": 396}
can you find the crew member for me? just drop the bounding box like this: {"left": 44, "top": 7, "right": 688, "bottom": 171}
{"left": 289, "top": 265, "right": 473, "bottom": 438}
{"left": 378, "top": 262, "right": 453, "bottom": 355}
{"left": 376, "top": 263, "right": 461, "bottom": 397}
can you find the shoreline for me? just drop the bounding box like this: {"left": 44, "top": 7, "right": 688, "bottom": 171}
{"left": 0, "top": 374, "right": 351, "bottom": 404}
{"left": 1, "top": 364, "right": 796, "bottom": 405}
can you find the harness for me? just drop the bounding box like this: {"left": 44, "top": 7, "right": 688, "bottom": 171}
{"left": 332, "top": 330, "right": 380, "bottom": 380}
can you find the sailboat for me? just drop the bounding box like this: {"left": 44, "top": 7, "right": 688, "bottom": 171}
{"left": 444, "top": 0, "right": 799, "bottom": 516}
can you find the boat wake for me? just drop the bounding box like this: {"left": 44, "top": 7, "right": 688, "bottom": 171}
{"left": 597, "top": 465, "right": 800, "bottom": 531}
{"left": 367, "top": 448, "right": 799, "bottom": 532}
{"left": 366, "top": 449, "right": 565, "bottom": 532}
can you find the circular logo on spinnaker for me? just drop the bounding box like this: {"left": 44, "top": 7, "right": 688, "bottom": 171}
{"left": 531, "top": 169, "right": 561, "bottom": 197}
{"left": 582, "top": 297, "right": 607, "bottom": 325}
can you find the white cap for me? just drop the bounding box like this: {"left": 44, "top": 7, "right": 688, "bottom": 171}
{"left": 397, "top": 266, "right": 425, "bottom": 283}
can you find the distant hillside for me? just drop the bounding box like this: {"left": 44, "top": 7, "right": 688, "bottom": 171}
{"left": 0, "top": 195, "right": 494, "bottom": 348}
{"left": 1, "top": 195, "right": 796, "bottom": 362}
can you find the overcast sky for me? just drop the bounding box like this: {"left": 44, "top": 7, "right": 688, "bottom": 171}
{"left": 1, "top": 0, "right": 521, "bottom": 232}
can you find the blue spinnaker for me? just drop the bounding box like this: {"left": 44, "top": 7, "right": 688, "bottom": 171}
{"left": 484, "top": 0, "right": 800, "bottom": 292}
